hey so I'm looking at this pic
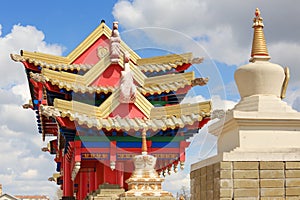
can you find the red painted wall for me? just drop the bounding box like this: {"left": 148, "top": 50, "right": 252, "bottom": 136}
{"left": 72, "top": 35, "right": 110, "bottom": 65}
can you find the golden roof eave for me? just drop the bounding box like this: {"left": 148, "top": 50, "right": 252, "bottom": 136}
{"left": 50, "top": 100, "right": 211, "bottom": 131}
{"left": 20, "top": 50, "right": 70, "bottom": 65}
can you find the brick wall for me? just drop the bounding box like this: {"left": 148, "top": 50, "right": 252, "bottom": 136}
{"left": 190, "top": 161, "right": 300, "bottom": 199}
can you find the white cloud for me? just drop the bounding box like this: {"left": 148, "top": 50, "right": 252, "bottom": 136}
{"left": 20, "top": 169, "right": 38, "bottom": 179}
{"left": 0, "top": 24, "right": 64, "bottom": 87}
{"left": 0, "top": 24, "right": 64, "bottom": 197}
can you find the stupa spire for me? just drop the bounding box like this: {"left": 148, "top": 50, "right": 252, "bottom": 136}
{"left": 250, "top": 8, "right": 270, "bottom": 62}
{"left": 141, "top": 129, "right": 147, "bottom": 155}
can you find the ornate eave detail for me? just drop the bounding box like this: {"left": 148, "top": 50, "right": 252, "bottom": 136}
{"left": 191, "top": 77, "right": 209, "bottom": 87}
{"left": 11, "top": 53, "right": 92, "bottom": 71}
{"left": 137, "top": 52, "right": 204, "bottom": 73}
{"left": 51, "top": 99, "right": 210, "bottom": 131}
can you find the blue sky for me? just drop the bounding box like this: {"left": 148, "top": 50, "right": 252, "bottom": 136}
{"left": 0, "top": 0, "right": 300, "bottom": 199}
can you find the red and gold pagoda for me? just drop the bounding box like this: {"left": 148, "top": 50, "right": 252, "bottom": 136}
{"left": 11, "top": 21, "right": 211, "bottom": 200}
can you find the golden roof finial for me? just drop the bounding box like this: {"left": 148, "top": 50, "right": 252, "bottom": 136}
{"left": 250, "top": 8, "right": 270, "bottom": 62}
{"left": 141, "top": 129, "right": 147, "bottom": 155}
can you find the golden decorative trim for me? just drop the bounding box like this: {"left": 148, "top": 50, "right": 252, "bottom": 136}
{"left": 136, "top": 52, "right": 192, "bottom": 66}
{"left": 21, "top": 50, "right": 69, "bottom": 64}
{"left": 150, "top": 101, "right": 211, "bottom": 119}
{"left": 144, "top": 71, "right": 194, "bottom": 86}
{"left": 281, "top": 67, "right": 290, "bottom": 99}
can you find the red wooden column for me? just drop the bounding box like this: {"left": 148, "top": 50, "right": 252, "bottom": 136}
{"left": 63, "top": 156, "right": 73, "bottom": 197}
{"left": 116, "top": 162, "right": 124, "bottom": 188}
{"left": 89, "top": 169, "right": 96, "bottom": 192}
{"left": 79, "top": 172, "right": 88, "bottom": 200}
{"left": 95, "top": 162, "right": 104, "bottom": 189}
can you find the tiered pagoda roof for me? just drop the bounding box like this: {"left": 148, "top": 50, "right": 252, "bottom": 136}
{"left": 11, "top": 20, "right": 211, "bottom": 199}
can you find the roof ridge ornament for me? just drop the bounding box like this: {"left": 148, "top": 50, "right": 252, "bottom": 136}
{"left": 110, "top": 22, "right": 121, "bottom": 63}
{"left": 119, "top": 52, "right": 137, "bottom": 103}
{"left": 250, "top": 8, "right": 270, "bottom": 62}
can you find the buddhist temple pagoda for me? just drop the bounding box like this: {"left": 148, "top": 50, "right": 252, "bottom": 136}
{"left": 11, "top": 21, "right": 211, "bottom": 200}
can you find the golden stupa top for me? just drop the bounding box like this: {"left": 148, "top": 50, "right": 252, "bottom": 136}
{"left": 250, "top": 8, "right": 270, "bottom": 62}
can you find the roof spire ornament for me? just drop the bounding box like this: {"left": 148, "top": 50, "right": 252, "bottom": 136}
{"left": 110, "top": 22, "right": 121, "bottom": 62}
{"left": 250, "top": 8, "right": 270, "bottom": 62}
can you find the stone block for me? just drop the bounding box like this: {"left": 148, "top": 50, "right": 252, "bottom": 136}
{"left": 260, "top": 179, "right": 284, "bottom": 188}
{"left": 286, "top": 187, "right": 300, "bottom": 196}
{"left": 260, "top": 188, "right": 285, "bottom": 197}
{"left": 260, "top": 170, "right": 284, "bottom": 179}
{"left": 286, "top": 178, "right": 300, "bottom": 187}
{"left": 220, "top": 179, "right": 233, "bottom": 188}
{"left": 286, "top": 197, "right": 300, "bottom": 200}
{"left": 233, "top": 188, "right": 259, "bottom": 197}
{"left": 220, "top": 170, "right": 232, "bottom": 179}
{"left": 220, "top": 188, "right": 232, "bottom": 198}
{"left": 233, "top": 170, "right": 258, "bottom": 179}
{"left": 260, "top": 198, "right": 285, "bottom": 200}
{"left": 260, "top": 162, "right": 284, "bottom": 170}
{"left": 234, "top": 198, "right": 259, "bottom": 200}
{"left": 233, "top": 179, "right": 259, "bottom": 188}
{"left": 286, "top": 162, "right": 300, "bottom": 169}
{"left": 286, "top": 170, "right": 300, "bottom": 178}
{"left": 233, "top": 161, "right": 258, "bottom": 170}
{"left": 220, "top": 162, "right": 232, "bottom": 170}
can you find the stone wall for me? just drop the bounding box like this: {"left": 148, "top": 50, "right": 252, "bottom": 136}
{"left": 190, "top": 161, "right": 300, "bottom": 199}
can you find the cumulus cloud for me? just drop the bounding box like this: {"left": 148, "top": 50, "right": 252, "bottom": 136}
{"left": 0, "top": 24, "right": 63, "bottom": 87}
{"left": 0, "top": 24, "right": 64, "bottom": 196}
